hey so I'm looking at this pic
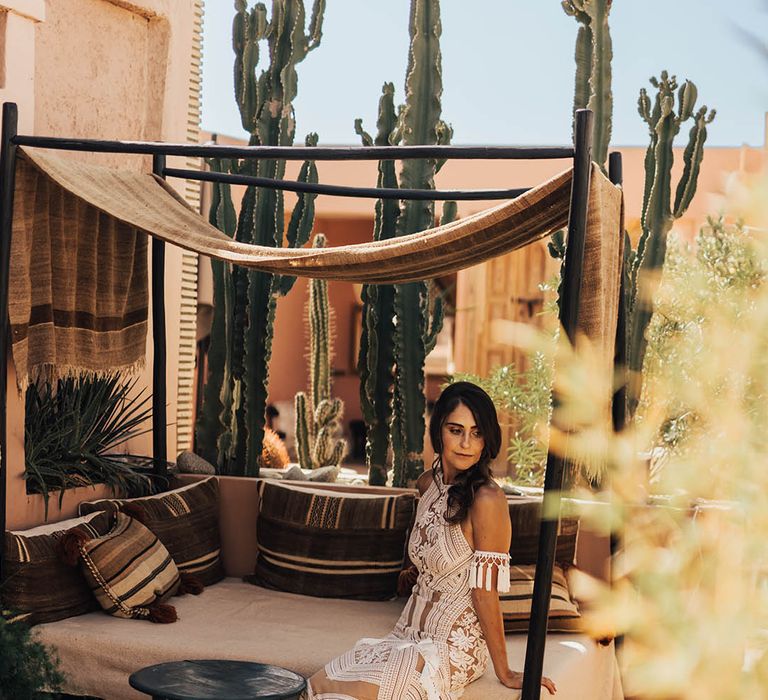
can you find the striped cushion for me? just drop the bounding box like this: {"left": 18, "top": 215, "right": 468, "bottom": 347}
{"left": 508, "top": 498, "right": 579, "bottom": 566}
{"left": 77, "top": 512, "right": 180, "bottom": 620}
{"left": 500, "top": 564, "right": 581, "bottom": 633}
{"left": 79, "top": 477, "right": 223, "bottom": 585}
{"left": 2, "top": 511, "right": 113, "bottom": 625}
{"left": 250, "top": 481, "right": 416, "bottom": 600}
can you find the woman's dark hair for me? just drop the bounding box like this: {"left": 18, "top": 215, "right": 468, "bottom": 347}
{"left": 429, "top": 381, "right": 502, "bottom": 524}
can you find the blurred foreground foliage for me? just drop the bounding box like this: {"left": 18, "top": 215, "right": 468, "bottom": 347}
{"left": 539, "top": 205, "right": 768, "bottom": 698}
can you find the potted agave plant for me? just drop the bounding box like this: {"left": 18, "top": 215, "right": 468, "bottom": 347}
{"left": 24, "top": 373, "right": 157, "bottom": 517}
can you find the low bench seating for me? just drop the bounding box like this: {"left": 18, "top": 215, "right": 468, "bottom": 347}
{"left": 28, "top": 476, "right": 623, "bottom": 700}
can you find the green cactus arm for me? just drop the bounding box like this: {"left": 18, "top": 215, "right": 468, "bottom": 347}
{"left": 424, "top": 291, "right": 444, "bottom": 355}
{"left": 354, "top": 119, "right": 373, "bottom": 147}
{"left": 359, "top": 285, "right": 395, "bottom": 485}
{"left": 294, "top": 392, "right": 313, "bottom": 469}
{"left": 637, "top": 88, "right": 652, "bottom": 127}
{"left": 275, "top": 132, "right": 319, "bottom": 296}
{"left": 440, "top": 200, "right": 457, "bottom": 227}
{"left": 586, "top": 0, "right": 613, "bottom": 169}
{"left": 358, "top": 83, "right": 400, "bottom": 486}
{"left": 307, "top": 0, "right": 325, "bottom": 50}
{"left": 673, "top": 106, "right": 715, "bottom": 218}
{"left": 312, "top": 426, "right": 330, "bottom": 467}
{"left": 196, "top": 159, "right": 237, "bottom": 467}
{"left": 308, "top": 235, "right": 331, "bottom": 408}
{"left": 422, "top": 201, "right": 454, "bottom": 356}
{"left": 567, "top": 3, "right": 592, "bottom": 143}
{"left": 286, "top": 132, "right": 319, "bottom": 248}
{"left": 434, "top": 119, "right": 454, "bottom": 174}
{"left": 329, "top": 440, "right": 346, "bottom": 468}
{"left": 392, "top": 281, "right": 429, "bottom": 485}
{"left": 677, "top": 80, "right": 697, "bottom": 122}
{"left": 315, "top": 397, "right": 342, "bottom": 427}
{"left": 233, "top": 2, "right": 248, "bottom": 124}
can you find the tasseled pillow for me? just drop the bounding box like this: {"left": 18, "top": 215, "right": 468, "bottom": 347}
{"left": 59, "top": 512, "right": 182, "bottom": 623}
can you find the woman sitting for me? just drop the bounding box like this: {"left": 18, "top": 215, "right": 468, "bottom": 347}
{"left": 308, "top": 381, "right": 556, "bottom": 699}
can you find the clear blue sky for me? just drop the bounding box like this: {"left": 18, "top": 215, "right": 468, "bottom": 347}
{"left": 201, "top": 0, "right": 768, "bottom": 147}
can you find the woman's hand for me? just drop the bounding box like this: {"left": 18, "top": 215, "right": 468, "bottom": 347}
{"left": 496, "top": 667, "right": 557, "bottom": 695}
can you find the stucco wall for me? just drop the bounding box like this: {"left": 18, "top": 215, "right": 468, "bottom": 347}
{"left": 2, "top": 0, "right": 201, "bottom": 527}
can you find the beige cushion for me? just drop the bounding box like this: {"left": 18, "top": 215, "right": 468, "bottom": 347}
{"left": 500, "top": 564, "right": 581, "bottom": 633}
{"left": 35, "top": 578, "right": 622, "bottom": 700}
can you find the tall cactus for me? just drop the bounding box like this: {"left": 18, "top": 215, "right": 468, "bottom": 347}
{"left": 559, "top": 3, "right": 715, "bottom": 430}
{"left": 356, "top": 0, "right": 455, "bottom": 487}
{"left": 196, "top": 0, "right": 324, "bottom": 476}
{"left": 627, "top": 72, "right": 715, "bottom": 418}
{"left": 294, "top": 234, "right": 347, "bottom": 469}
{"left": 196, "top": 159, "right": 237, "bottom": 467}
{"left": 355, "top": 84, "right": 400, "bottom": 486}
{"left": 562, "top": 0, "right": 613, "bottom": 170}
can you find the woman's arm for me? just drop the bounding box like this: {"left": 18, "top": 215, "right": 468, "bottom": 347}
{"left": 470, "top": 486, "right": 556, "bottom": 695}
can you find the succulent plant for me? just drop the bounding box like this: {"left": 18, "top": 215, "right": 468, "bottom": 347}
{"left": 294, "top": 234, "right": 347, "bottom": 469}
{"left": 196, "top": 0, "right": 324, "bottom": 476}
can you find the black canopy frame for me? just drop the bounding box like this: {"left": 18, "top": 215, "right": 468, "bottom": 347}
{"left": 0, "top": 102, "right": 624, "bottom": 699}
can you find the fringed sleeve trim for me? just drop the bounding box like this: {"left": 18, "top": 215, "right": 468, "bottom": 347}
{"left": 469, "top": 550, "right": 510, "bottom": 593}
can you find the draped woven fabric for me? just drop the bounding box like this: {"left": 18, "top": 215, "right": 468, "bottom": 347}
{"left": 10, "top": 152, "right": 148, "bottom": 389}
{"left": 11, "top": 146, "right": 623, "bottom": 389}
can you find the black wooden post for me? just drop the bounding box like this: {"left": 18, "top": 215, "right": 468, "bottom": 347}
{"left": 152, "top": 154, "right": 167, "bottom": 477}
{"left": 0, "top": 103, "right": 18, "bottom": 583}
{"left": 521, "top": 108, "right": 594, "bottom": 699}
{"left": 608, "top": 152, "right": 625, "bottom": 655}
{"left": 609, "top": 151, "right": 626, "bottom": 433}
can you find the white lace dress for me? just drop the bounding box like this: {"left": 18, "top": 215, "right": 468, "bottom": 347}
{"left": 308, "top": 476, "right": 510, "bottom": 700}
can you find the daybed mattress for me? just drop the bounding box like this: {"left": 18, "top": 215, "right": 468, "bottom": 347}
{"left": 35, "top": 578, "right": 623, "bottom": 699}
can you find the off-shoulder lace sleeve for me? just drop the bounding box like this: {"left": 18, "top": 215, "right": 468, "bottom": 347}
{"left": 469, "top": 550, "right": 510, "bottom": 593}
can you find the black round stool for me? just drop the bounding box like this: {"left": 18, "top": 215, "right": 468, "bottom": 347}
{"left": 128, "top": 659, "right": 306, "bottom": 700}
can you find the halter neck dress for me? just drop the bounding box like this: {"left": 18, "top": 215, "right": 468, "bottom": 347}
{"left": 308, "top": 474, "right": 510, "bottom": 700}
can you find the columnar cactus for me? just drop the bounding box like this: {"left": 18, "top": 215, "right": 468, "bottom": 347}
{"left": 196, "top": 0, "right": 324, "bottom": 476}
{"left": 356, "top": 0, "right": 455, "bottom": 487}
{"left": 355, "top": 84, "right": 399, "bottom": 486}
{"left": 559, "top": 1, "right": 715, "bottom": 430}
{"left": 627, "top": 73, "right": 715, "bottom": 418}
{"left": 562, "top": 0, "right": 613, "bottom": 170}
{"left": 294, "top": 234, "right": 347, "bottom": 469}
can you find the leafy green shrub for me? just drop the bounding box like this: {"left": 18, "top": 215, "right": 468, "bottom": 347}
{"left": 0, "top": 610, "right": 63, "bottom": 697}
{"left": 25, "top": 374, "right": 155, "bottom": 512}
{"left": 641, "top": 217, "right": 765, "bottom": 460}
{"left": 453, "top": 350, "right": 553, "bottom": 486}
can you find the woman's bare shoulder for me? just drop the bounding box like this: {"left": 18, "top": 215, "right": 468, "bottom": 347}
{"left": 470, "top": 482, "right": 509, "bottom": 519}
{"left": 470, "top": 481, "right": 511, "bottom": 547}
{"left": 474, "top": 480, "right": 506, "bottom": 503}
{"left": 416, "top": 469, "right": 435, "bottom": 495}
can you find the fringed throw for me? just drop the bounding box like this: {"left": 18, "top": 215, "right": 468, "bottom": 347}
{"left": 469, "top": 550, "right": 511, "bottom": 593}
{"left": 9, "top": 152, "right": 148, "bottom": 391}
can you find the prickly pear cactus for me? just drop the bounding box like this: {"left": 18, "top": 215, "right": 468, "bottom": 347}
{"left": 627, "top": 72, "right": 715, "bottom": 418}
{"left": 196, "top": 0, "right": 324, "bottom": 476}
{"left": 294, "top": 234, "right": 347, "bottom": 470}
